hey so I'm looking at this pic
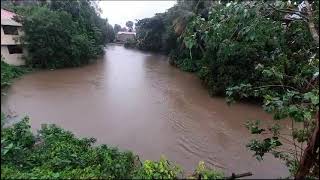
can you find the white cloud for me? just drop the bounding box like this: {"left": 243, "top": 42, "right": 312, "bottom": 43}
{"left": 99, "top": 1, "right": 176, "bottom": 28}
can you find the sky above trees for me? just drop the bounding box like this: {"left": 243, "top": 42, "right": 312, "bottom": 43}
{"left": 99, "top": 1, "right": 176, "bottom": 28}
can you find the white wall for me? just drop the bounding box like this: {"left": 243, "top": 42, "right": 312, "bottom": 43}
{"left": 1, "top": 25, "right": 26, "bottom": 65}
{"left": 1, "top": 26, "right": 23, "bottom": 45}
{"left": 116, "top": 33, "right": 135, "bottom": 42}
{"left": 1, "top": 45, "right": 25, "bottom": 66}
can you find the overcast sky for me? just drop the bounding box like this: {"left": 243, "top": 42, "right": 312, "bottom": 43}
{"left": 99, "top": 1, "right": 176, "bottom": 28}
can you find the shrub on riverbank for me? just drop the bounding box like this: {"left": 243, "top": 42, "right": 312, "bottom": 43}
{"left": 135, "top": 1, "right": 319, "bottom": 97}
{"left": 177, "top": 2, "right": 318, "bottom": 96}
{"left": 124, "top": 39, "right": 137, "bottom": 49}
{"left": 1, "top": 59, "right": 29, "bottom": 88}
{"left": 1, "top": 114, "right": 224, "bottom": 179}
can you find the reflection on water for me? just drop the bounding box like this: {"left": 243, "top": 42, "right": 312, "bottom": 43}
{"left": 1, "top": 44, "right": 289, "bottom": 178}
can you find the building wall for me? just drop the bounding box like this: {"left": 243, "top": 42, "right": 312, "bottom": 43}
{"left": 1, "top": 45, "right": 26, "bottom": 65}
{"left": 1, "top": 17, "right": 26, "bottom": 65}
{"left": 1, "top": 26, "right": 23, "bottom": 45}
{"left": 116, "top": 33, "right": 135, "bottom": 42}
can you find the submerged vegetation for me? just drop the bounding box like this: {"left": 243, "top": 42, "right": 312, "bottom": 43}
{"left": 1, "top": 114, "right": 224, "bottom": 179}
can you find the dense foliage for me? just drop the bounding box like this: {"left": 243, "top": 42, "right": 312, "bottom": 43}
{"left": 114, "top": 24, "right": 122, "bottom": 34}
{"left": 1, "top": 114, "right": 224, "bottom": 179}
{"left": 134, "top": 2, "right": 187, "bottom": 53}
{"left": 1, "top": 116, "right": 136, "bottom": 179}
{"left": 124, "top": 39, "right": 137, "bottom": 49}
{"left": 135, "top": 15, "right": 167, "bottom": 51}
{"left": 135, "top": 0, "right": 318, "bottom": 95}
{"left": 226, "top": 56, "right": 319, "bottom": 178}
{"left": 126, "top": 21, "right": 134, "bottom": 32}
{"left": 175, "top": 1, "right": 318, "bottom": 96}
{"left": 9, "top": 0, "right": 114, "bottom": 69}
{"left": 105, "top": 19, "right": 116, "bottom": 43}
{"left": 1, "top": 58, "right": 29, "bottom": 89}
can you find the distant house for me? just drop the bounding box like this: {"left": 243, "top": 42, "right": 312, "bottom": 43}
{"left": 116, "top": 31, "right": 136, "bottom": 43}
{"left": 1, "top": 9, "right": 26, "bottom": 65}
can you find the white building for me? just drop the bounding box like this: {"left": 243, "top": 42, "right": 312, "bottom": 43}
{"left": 116, "top": 31, "right": 136, "bottom": 42}
{"left": 1, "top": 9, "right": 26, "bottom": 65}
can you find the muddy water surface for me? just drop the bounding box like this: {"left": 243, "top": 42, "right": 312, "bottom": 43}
{"left": 1, "top": 44, "right": 290, "bottom": 178}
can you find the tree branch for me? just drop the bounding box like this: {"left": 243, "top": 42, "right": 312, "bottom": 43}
{"left": 267, "top": 4, "right": 309, "bottom": 21}
{"left": 295, "top": 111, "right": 319, "bottom": 179}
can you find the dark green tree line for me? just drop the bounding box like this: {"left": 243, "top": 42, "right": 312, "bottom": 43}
{"left": 9, "top": 0, "right": 114, "bottom": 69}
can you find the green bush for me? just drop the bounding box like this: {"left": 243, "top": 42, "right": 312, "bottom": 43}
{"left": 124, "top": 39, "right": 137, "bottom": 48}
{"left": 1, "top": 59, "right": 29, "bottom": 88}
{"left": 173, "top": 2, "right": 318, "bottom": 97}
{"left": 133, "top": 156, "right": 182, "bottom": 179}
{"left": 192, "top": 161, "right": 224, "bottom": 179}
{"left": 136, "top": 1, "right": 318, "bottom": 98}
{"left": 1, "top": 117, "right": 136, "bottom": 179}
{"left": 135, "top": 8, "right": 179, "bottom": 53}
{"left": 135, "top": 16, "right": 165, "bottom": 51}
{"left": 19, "top": 7, "right": 95, "bottom": 69}
{"left": 175, "top": 58, "right": 199, "bottom": 72}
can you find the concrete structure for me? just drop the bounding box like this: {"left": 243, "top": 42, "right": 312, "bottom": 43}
{"left": 116, "top": 31, "right": 136, "bottom": 43}
{"left": 1, "top": 9, "right": 26, "bottom": 65}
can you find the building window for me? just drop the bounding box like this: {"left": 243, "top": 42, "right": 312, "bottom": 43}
{"left": 7, "top": 45, "right": 23, "bottom": 54}
{"left": 2, "top": 25, "right": 19, "bottom": 35}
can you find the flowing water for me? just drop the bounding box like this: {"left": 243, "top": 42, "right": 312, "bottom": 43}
{"left": 1, "top": 44, "right": 290, "bottom": 178}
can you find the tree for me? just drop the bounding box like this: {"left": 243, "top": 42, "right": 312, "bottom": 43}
{"left": 20, "top": 7, "right": 94, "bottom": 68}
{"left": 225, "top": 1, "right": 319, "bottom": 178}
{"left": 106, "top": 23, "right": 115, "bottom": 43}
{"left": 114, "top": 24, "right": 121, "bottom": 34}
{"left": 13, "top": 0, "right": 114, "bottom": 69}
{"left": 126, "top": 20, "right": 134, "bottom": 32}
{"left": 135, "top": 15, "right": 165, "bottom": 51}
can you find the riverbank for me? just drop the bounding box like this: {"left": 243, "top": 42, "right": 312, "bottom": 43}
{"left": 1, "top": 60, "right": 31, "bottom": 93}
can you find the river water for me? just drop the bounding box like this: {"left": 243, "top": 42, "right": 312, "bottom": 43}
{"left": 1, "top": 44, "right": 290, "bottom": 178}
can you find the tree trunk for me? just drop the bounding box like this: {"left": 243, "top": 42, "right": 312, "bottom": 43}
{"left": 295, "top": 111, "right": 320, "bottom": 179}
{"left": 295, "top": 2, "right": 320, "bottom": 179}
{"left": 305, "top": 0, "right": 319, "bottom": 45}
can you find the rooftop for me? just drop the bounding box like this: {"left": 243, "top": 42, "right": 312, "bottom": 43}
{"left": 117, "top": 31, "right": 136, "bottom": 35}
{"left": 1, "top": 9, "right": 22, "bottom": 26}
{"left": 1, "top": 9, "right": 16, "bottom": 19}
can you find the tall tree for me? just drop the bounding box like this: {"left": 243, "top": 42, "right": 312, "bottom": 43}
{"left": 14, "top": 0, "right": 114, "bottom": 68}
{"left": 114, "top": 24, "right": 121, "bottom": 34}
{"left": 126, "top": 20, "right": 134, "bottom": 32}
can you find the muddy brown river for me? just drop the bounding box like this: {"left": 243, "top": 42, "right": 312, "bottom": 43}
{"left": 1, "top": 44, "right": 290, "bottom": 178}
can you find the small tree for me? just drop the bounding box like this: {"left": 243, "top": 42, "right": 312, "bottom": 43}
{"left": 126, "top": 20, "right": 134, "bottom": 32}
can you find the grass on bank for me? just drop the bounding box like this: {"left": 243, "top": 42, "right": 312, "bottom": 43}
{"left": 1, "top": 59, "right": 31, "bottom": 89}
